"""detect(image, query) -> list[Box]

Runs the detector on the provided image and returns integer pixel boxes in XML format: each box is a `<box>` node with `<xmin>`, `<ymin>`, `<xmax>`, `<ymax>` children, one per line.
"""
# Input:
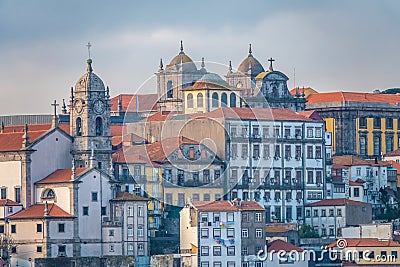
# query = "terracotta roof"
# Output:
<box><xmin>191</xmin><ymin>200</ymin><xmax>264</xmax><ymax>211</ymax></box>
<box><xmin>328</xmin><ymin>238</ymin><xmax>400</xmax><ymax>248</ymax></box>
<box><xmin>298</xmin><ymin>110</ymin><xmax>324</xmax><ymax>121</ymax></box>
<box><xmin>332</xmin><ymin>155</ymin><xmax>390</xmax><ymax>167</ymax></box>
<box><xmin>267</xmin><ymin>239</ymin><xmax>303</xmax><ymax>252</ymax></box>
<box><xmin>384</xmin><ymin>148</ymin><xmax>400</xmax><ymax>157</ymax></box>
<box><xmin>0</xmin><ymin>130</ymin><xmax>48</xmax><ymax>151</ymax></box>
<box><xmin>9</xmin><ymin>203</ymin><xmax>73</xmax><ymax>219</ymax></box>
<box><xmin>289</xmin><ymin>87</ymin><xmax>318</xmax><ymax>98</ymax></box>
<box><xmin>145</xmin><ymin>111</ymin><xmax>183</xmax><ymax>122</ymax></box>
<box><xmin>111</xmin><ymin>192</ymin><xmax>148</xmax><ymax>201</ymax></box>
<box><xmin>307</xmin><ymin>91</ymin><xmax>400</xmax><ymax>106</ymax></box>
<box><xmin>144</xmin><ymin>136</ymin><xmax>199</xmax><ymax>162</ymax></box>
<box><xmin>0</xmin><ymin>199</ymin><xmax>22</xmax><ymax>206</ymax></box>
<box><xmin>265</xmin><ymin>226</ymin><xmax>290</xmax><ymax>233</ymax></box>
<box><xmin>191</xmin><ymin>107</ymin><xmax>313</xmax><ymax>121</ymax></box>
<box><xmin>307</xmin><ymin>198</ymin><xmax>369</xmax><ymax>207</ymax></box>
<box><xmin>110</xmin><ymin>94</ymin><xmax>158</xmax><ymax>113</ymax></box>
<box><xmin>386</xmin><ymin>160</ymin><xmax>400</xmax><ymax>172</ymax></box>
<box><xmin>2</xmin><ymin>123</ymin><xmax>70</xmax><ymax>135</ymax></box>
<box><xmin>36</xmin><ymin>168</ymin><xmax>87</xmax><ymax>184</ymax></box>
<box><xmin>112</xmin><ymin>147</ymin><xmax>160</xmax><ymax>166</ymax></box>
<box><xmin>349</xmin><ymin>180</ymin><xmax>364</xmax><ymax>186</ymax></box>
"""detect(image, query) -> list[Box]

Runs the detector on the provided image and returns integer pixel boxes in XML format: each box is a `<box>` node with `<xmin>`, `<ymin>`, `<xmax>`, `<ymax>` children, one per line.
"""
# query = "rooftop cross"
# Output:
<box><xmin>51</xmin><ymin>100</ymin><xmax>59</xmax><ymax>118</ymax></box>
<box><xmin>268</xmin><ymin>57</ymin><xmax>275</xmax><ymax>71</ymax></box>
<box><xmin>86</xmin><ymin>42</ymin><xmax>92</xmax><ymax>59</ymax></box>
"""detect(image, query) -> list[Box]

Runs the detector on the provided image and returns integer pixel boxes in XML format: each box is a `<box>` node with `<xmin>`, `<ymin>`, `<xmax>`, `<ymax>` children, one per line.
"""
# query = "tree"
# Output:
<box><xmin>0</xmin><ymin>234</ymin><xmax>17</xmax><ymax>265</ymax></box>
<box><xmin>299</xmin><ymin>224</ymin><xmax>319</xmax><ymax>238</ymax></box>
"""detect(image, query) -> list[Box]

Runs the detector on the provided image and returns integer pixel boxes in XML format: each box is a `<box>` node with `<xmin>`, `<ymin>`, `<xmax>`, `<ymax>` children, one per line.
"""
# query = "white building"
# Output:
<box><xmin>180</xmin><ymin>199</ymin><xmax>265</xmax><ymax>267</ymax></box>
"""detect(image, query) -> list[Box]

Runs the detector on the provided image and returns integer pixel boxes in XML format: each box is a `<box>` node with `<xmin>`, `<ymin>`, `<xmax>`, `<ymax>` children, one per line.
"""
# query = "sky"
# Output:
<box><xmin>1</xmin><ymin>0</ymin><xmax>400</xmax><ymax>115</ymax></box>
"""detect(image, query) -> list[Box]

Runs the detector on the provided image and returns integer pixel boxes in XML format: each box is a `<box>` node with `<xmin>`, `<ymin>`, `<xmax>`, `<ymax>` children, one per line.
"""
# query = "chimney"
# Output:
<box><xmin>1</xmin><ymin>121</ymin><xmax>4</xmax><ymax>134</ymax></box>
<box><xmin>232</xmin><ymin>198</ymin><xmax>241</xmax><ymax>207</ymax></box>
<box><xmin>22</xmin><ymin>124</ymin><xmax>30</xmax><ymax>148</ymax></box>
<box><xmin>44</xmin><ymin>201</ymin><xmax>49</xmax><ymax>217</ymax></box>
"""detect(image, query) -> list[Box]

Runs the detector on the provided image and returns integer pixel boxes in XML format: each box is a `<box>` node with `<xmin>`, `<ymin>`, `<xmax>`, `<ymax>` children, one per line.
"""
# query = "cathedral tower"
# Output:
<box><xmin>70</xmin><ymin>58</ymin><xmax>112</xmax><ymax>174</ymax></box>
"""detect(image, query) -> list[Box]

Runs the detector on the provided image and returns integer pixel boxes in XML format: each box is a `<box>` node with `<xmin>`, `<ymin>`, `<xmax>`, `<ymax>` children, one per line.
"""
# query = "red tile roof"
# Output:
<box><xmin>289</xmin><ymin>87</ymin><xmax>318</xmax><ymax>98</ymax></box>
<box><xmin>111</xmin><ymin>192</ymin><xmax>148</xmax><ymax>201</ymax></box>
<box><xmin>307</xmin><ymin>91</ymin><xmax>400</xmax><ymax>106</ymax></box>
<box><xmin>267</xmin><ymin>239</ymin><xmax>303</xmax><ymax>252</ymax></box>
<box><xmin>307</xmin><ymin>198</ymin><xmax>369</xmax><ymax>207</ymax></box>
<box><xmin>145</xmin><ymin>111</ymin><xmax>183</xmax><ymax>122</ymax></box>
<box><xmin>145</xmin><ymin>136</ymin><xmax>199</xmax><ymax>162</ymax></box>
<box><xmin>384</xmin><ymin>148</ymin><xmax>400</xmax><ymax>157</ymax></box>
<box><xmin>9</xmin><ymin>203</ymin><xmax>73</xmax><ymax>219</ymax></box>
<box><xmin>0</xmin><ymin>199</ymin><xmax>22</xmax><ymax>206</ymax></box>
<box><xmin>191</xmin><ymin>107</ymin><xmax>313</xmax><ymax>121</ymax></box>
<box><xmin>112</xmin><ymin>147</ymin><xmax>159</xmax><ymax>166</ymax></box>
<box><xmin>0</xmin><ymin>130</ymin><xmax>48</xmax><ymax>151</ymax></box>
<box><xmin>328</xmin><ymin>238</ymin><xmax>400</xmax><ymax>248</ymax></box>
<box><xmin>110</xmin><ymin>94</ymin><xmax>158</xmax><ymax>113</ymax></box>
<box><xmin>349</xmin><ymin>180</ymin><xmax>364</xmax><ymax>186</ymax></box>
<box><xmin>191</xmin><ymin>200</ymin><xmax>264</xmax><ymax>211</ymax></box>
<box><xmin>333</xmin><ymin>155</ymin><xmax>390</xmax><ymax>167</ymax></box>
<box><xmin>36</xmin><ymin>168</ymin><xmax>87</xmax><ymax>184</ymax></box>
<box><xmin>298</xmin><ymin>110</ymin><xmax>324</xmax><ymax>121</ymax></box>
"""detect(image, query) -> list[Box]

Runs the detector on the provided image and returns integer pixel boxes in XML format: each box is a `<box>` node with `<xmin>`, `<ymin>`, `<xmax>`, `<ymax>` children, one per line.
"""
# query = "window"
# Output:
<box><xmin>255</xmin><ymin>228</ymin><xmax>263</xmax><ymax>238</ymax></box>
<box><xmin>0</xmin><ymin>225</ymin><xmax>4</xmax><ymax>234</ymax></box>
<box><xmin>307</xmin><ymin>171</ymin><xmax>314</xmax><ymax>184</ymax></box>
<box><xmin>138</xmin><ymin>225</ymin><xmax>144</xmax><ymax>237</ymax></box>
<box><xmin>37</xmin><ymin>246</ymin><xmax>42</xmax><ymax>253</ymax></box>
<box><xmin>58</xmin><ymin>223</ymin><xmax>65</xmax><ymax>233</ymax></box>
<box><xmin>316</xmin><ymin>171</ymin><xmax>322</xmax><ymax>185</ymax></box>
<box><xmin>95</xmin><ymin>117</ymin><xmax>103</xmax><ymax>136</ymax></box>
<box><xmin>274</xmin><ymin>145</ymin><xmax>280</xmax><ymax>157</ymax></box>
<box><xmin>127</xmin><ymin>206</ymin><xmax>134</xmax><ymax>216</ymax></box>
<box><xmin>76</xmin><ymin>117</ymin><xmax>82</xmax><ymax>136</ymax></box>
<box><xmin>7</xmin><ymin>207</ymin><xmax>12</xmax><ymax>213</ymax></box>
<box><xmin>263</xmin><ymin>144</ymin><xmax>270</xmax><ymax>158</ymax></box>
<box><xmin>167</xmin><ymin>81</ymin><xmax>173</xmax><ymax>98</ymax></box>
<box><xmin>275</xmin><ymin>192</ymin><xmax>281</xmax><ymax>201</ymax></box>
<box><xmin>329</xmin><ymin>228</ymin><xmax>334</xmax><ymax>236</ymax></box>
<box><xmin>242</xmin><ymin>229</ymin><xmax>248</xmax><ymax>238</ymax></box>
<box><xmin>1</xmin><ymin>188</ymin><xmax>6</xmax><ymax>199</ymax></box>
<box><xmin>255</xmin><ymin>212</ymin><xmax>262</xmax><ymax>222</ymax></box>
<box><xmin>359</xmin><ymin>117</ymin><xmax>367</xmax><ymax>128</ymax></box>
<box><xmin>315</xmin><ymin>128</ymin><xmax>322</xmax><ymax>138</ymax></box>
<box><xmin>242</xmin><ymin>247</ymin><xmax>248</xmax><ymax>256</ymax></box>
<box><xmin>241</xmin><ymin>144</ymin><xmax>248</xmax><ymax>159</ymax></box>
<box><xmin>231</xmin><ymin>144</ymin><xmax>237</xmax><ymax>158</ymax></box>
<box><xmin>227</xmin><ymin>212</ymin><xmax>234</xmax><ymax>222</ymax></box>
<box><xmin>313</xmin><ymin>210</ymin><xmax>318</xmax><ymax>217</ymax></box>
<box><xmin>214</xmin><ymin>262</ymin><xmax>222</xmax><ymax>267</ymax></box>
<box><xmin>128</xmin><ymin>243</ymin><xmax>134</xmax><ymax>252</ymax></box>
<box><xmin>204</xmin><ymin>193</ymin><xmax>210</xmax><ymax>201</ymax></box>
<box><xmin>263</xmin><ymin>126</ymin><xmax>270</xmax><ymax>137</ymax></box>
<box><xmin>321</xmin><ymin>209</ymin><xmax>326</xmax><ymax>217</ymax></box>
<box><xmin>83</xmin><ymin>206</ymin><xmax>89</xmax><ymax>216</ymax></box>
<box><xmin>221</xmin><ymin>93</ymin><xmax>227</xmax><ymax>106</ymax></box>
<box><xmin>306</xmin><ymin>209</ymin><xmax>311</xmax><ymax>217</ymax></box>
<box><xmin>374</xmin><ymin>117</ymin><xmax>381</xmax><ymax>129</ymax></box>
<box><xmin>187</xmin><ymin>93</ymin><xmax>194</xmax><ymax>108</ymax></box>
<box><xmin>386</xmin><ymin>136</ymin><xmax>393</xmax><ymax>153</ymax></box>
<box><xmin>285</xmin><ymin>145</ymin><xmax>291</xmax><ymax>159</ymax></box>
<box><xmin>329</xmin><ymin>209</ymin><xmax>334</xmax><ymax>216</ymax></box>
<box><xmin>128</xmin><ymin>225</ymin><xmax>133</xmax><ymax>237</ymax></box>
<box><xmin>213</xmin><ymin>246</ymin><xmax>221</xmax><ymax>256</ymax></box>
<box><xmin>15</xmin><ymin>188</ymin><xmax>20</xmax><ymax>203</ymax></box>
<box><xmin>201</xmin><ymin>246</ymin><xmax>209</xmax><ymax>256</ymax></box>
<box><xmin>337</xmin><ymin>209</ymin><xmax>342</xmax><ymax>216</ymax></box>
<box><xmin>201</xmin><ymin>263</ymin><xmax>209</xmax><ymax>267</ymax></box>
<box><xmin>227</xmin><ymin>228</ymin><xmax>235</xmax><ymax>237</ymax></box>
<box><xmin>213</xmin><ymin>228</ymin><xmax>221</xmax><ymax>238</ymax></box>
<box><xmin>197</xmin><ymin>93</ymin><xmax>203</xmax><ymax>108</ymax></box>
<box><xmin>360</xmin><ymin>136</ymin><xmax>366</xmax><ymax>155</ymax></box>
<box><xmin>354</xmin><ymin>188</ymin><xmax>360</xmax><ymax>197</ymax></box>
<box><xmin>230</xmin><ymin>93</ymin><xmax>236</xmax><ymax>108</ymax></box>
<box><xmin>91</xmin><ymin>192</ymin><xmax>98</xmax><ymax>202</ymax></box>
<box><xmin>315</xmin><ymin>146</ymin><xmax>322</xmax><ymax>158</ymax></box>
<box><xmin>201</xmin><ymin>228</ymin><xmax>208</xmax><ymax>238</ymax></box>
<box><xmin>227</xmin><ymin>247</ymin><xmax>235</xmax><ymax>256</ymax></box>
<box><xmin>192</xmin><ymin>193</ymin><xmax>200</xmax><ymax>201</ymax></box>
<box><xmin>101</xmin><ymin>206</ymin><xmax>106</xmax><ymax>216</ymax></box>
<box><xmin>374</xmin><ymin>136</ymin><xmax>381</xmax><ymax>156</ymax></box>
<box><xmin>138</xmin><ymin>206</ymin><xmax>144</xmax><ymax>216</ymax></box>
<box><xmin>109</xmin><ymin>245</ymin><xmax>115</xmax><ymax>252</ymax></box>
<box><xmin>227</xmin><ymin>263</ymin><xmax>235</xmax><ymax>267</ymax></box>
<box><xmin>212</xmin><ymin>92</ymin><xmax>219</xmax><ymax>107</ymax></box>
<box><xmin>109</xmin><ymin>230</ymin><xmax>114</xmax><ymax>236</ymax></box>
<box><xmin>307</xmin><ymin>146</ymin><xmax>313</xmax><ymax>158</ymax></box>
<box><xmin>321</xmin><ymin>228</ymin><xmax>326</xmax><ymax>236</ymax></box>
<box><xmin>286</xmin><ymin>206</ymin><xmax>292</xmax><ymax>220</ymax></box>
<box><xmin>386</xmin><ymin>118</ymin><xmax>393</xmax><ymax>129</ymax></box>
<box><xmin>213</xmin><ymin>213</ymin><xmax>220</xmax><ymax>222</ymax></box>
<box><xmin>307</xmin><ymin>128</ymin><xmax>313</xmax><ymax>138</ymax></box>
<box><xmin>138</xmin><ymin>243</ymin><xmax>144</xmax><ymax>253</ymax></box>
<box><xmin>253</xmin><ymin>144</ymin><xmax>260</xmax><ymax>159</ymax></box>
<box><xmin>392</xmin><ymin>251</ymin><xmax>398</xmax><ymax>259</ymax></box>
<box><xmin>37</xmin><ymin>224</ymin><xmax>42</xmax><ymax>233</ymax></box>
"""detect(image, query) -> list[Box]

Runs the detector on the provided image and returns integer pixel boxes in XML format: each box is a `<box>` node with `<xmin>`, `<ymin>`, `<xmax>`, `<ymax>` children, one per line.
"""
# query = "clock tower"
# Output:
<box><xmin>70</xmin><ymin>58</ymin><xmax>112</xmax><ymax>174</ymax></box>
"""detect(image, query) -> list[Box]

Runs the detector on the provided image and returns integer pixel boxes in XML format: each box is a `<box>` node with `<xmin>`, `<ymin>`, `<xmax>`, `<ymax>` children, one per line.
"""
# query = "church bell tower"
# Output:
<box><xmin>69</xmin><ymin>54</ymin><xmax>112</xmax><ymax>175</ymax></box>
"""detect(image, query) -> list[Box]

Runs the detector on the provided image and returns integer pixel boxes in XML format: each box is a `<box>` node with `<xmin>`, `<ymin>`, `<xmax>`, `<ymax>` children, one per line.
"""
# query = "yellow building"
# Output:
<box><xmin>305</xmin><ymin>91</ymin><xmax>400</xmax><ymax>158</ymax></box>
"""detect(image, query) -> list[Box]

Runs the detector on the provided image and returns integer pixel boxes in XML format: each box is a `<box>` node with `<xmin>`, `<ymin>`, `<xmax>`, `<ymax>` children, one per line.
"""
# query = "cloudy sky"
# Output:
<box><xmin>1</xmin><ymin>0</ymin><xmax>400</xmax><ymax>115</ymax></box>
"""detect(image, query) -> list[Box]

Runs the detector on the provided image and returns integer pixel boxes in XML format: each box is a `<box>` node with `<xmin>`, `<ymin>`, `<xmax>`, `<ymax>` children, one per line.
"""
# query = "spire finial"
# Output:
<box><xmin>201</xmin><ymin>57</ymin><xmax>205</xmax><ymax>68</ymax></box>
<box><xmin>106</xmin><ymin>86</ymin><xmax>110</xmax><ymax>98</ymax></box>
<box><xmin>44</xmin><ymin>201</ymin><xmax>49</xmax><ymax>217</ymax></box>
<box><xmin>22</xmin><ymin>124</ymin><xmax>29</xmax><ymax>148</ymax></box>
<box><xmin>268</xmin><ymin>57</ymin><xmax>275</xmax><ymax>71</ymax></box>
<box><xmin>86</xmin><ymin>42</ymin><xmax>92</xmax><ymax>59</ymax></box>
<box><xmin>159</xmin><ymin>58</ymin><xmax>164</xmax><ymax>70</ymax></box>
<box><xmin>249</xmin><ymin>43</ymin><xmax>252</xmax><ymax>55</ymax></box>
<box><xmin>180</xmin><ymin>40</ymin><xmax>184</xmax><ymax>53</ymax></box>
<box><xmin>1</xmin><ymin>121</ymin><xmax>4</xmax><ymax>134</ymax></box>
<box><xmin>228</xmin><ymin>60</ymin><xmax>233</xmax><ymax>73</ymax></box>
<box><xmin>62</xmin><ymin>99</ymin><xmax>67</xmax><ymax>114</ymax></box>
<box><xmin>70</xmin><ymin>87</ymin><xmax>74</xmax><ymax>101</ymax></box>
<box><xmin>118</xmin><ymin>95</ymin><xmax>122</xmax><ymax>112</ymax></box>
<box><xmin>51</xmin><ymin>100</ymin><xmax>59</xmax><ymax>128</ymax></box>
<box><xmin>86</xmin><ymin>58</ymin><xmax>93</xmax><ymax>72</ymax></box>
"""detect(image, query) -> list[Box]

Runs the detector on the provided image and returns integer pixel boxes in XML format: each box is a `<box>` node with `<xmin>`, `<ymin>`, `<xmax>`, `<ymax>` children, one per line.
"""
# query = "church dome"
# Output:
<box><xmin>192</xmin><ymin>73</ymin><xmax>229</xmax><ymax>89</ymax></box>
<box><xmin>75</xmin><ymin>59</ymin><xmax>105</xmax><ymax>92</ymax></box>
<box><xmin>237</xmin><ymin>44</ymin><xmax>264</xmax><ymax>76</ymax></box>
<box><xmin>166</xmin><ymin>41</ymin><xmax>198</xmax><ymax>73</ymax></box>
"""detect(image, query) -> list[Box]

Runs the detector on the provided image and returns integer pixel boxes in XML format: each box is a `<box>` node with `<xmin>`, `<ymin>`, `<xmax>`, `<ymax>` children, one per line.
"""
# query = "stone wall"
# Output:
<box><xmin>35</xmin><ymin>256</ymin><xmax>135</xmax><ymax>267</ymax></box>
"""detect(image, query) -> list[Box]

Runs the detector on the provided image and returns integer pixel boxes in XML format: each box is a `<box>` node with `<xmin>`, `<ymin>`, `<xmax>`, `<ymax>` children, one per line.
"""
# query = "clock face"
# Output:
<box><xmin>93</xmin><ymin>99</ymin><xmax>105</xmax><ymax>114</ymax></box>
<box><xmin>236</xmin><ymin>81</ymin><xmax>242</xmax><ymax>88</ymax></box>
<box><xmin>74</xmin><ymin>99</ymin><xmax>84</xmax><ymax>114</ymax></box>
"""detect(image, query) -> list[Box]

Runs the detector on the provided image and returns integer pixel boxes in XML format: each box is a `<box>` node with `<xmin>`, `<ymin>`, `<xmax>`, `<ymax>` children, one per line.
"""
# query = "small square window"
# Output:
<box><xmin>101</xmin><ymin>206</ymin><xmax>107</xmax><ymax>216</ymax></box>
<box><xmin>83</xmin><ymin>206</ymin><xmax>89</xmax><ymax>216</ymax></box>
<box><xmin>58</xmin><ymin>223</ymin><xmax>65</xmax><ymax>233</ymax></box>
<box><xmin>37</xmin><ymin>246</ymin><xmax>42</xmax><ymax>253</ymax></box>
<box><xmin>37</xmin><ymin>224</ymin><xmax>42</xmax><ymax>233</ymax></box>
<box><xmin>11</xmin><ymin>225</ymin><xmax>16</xmax><ymax>233</ymax></box>
<box><xmin>109</xmin><ymin>230</ymin><xmax>114</xmax><ymax>236</ymax></box>
<box><xmin>91</xmin><ymin>192</ymin><xmax>98</xmax><ymax>202</ymax></box>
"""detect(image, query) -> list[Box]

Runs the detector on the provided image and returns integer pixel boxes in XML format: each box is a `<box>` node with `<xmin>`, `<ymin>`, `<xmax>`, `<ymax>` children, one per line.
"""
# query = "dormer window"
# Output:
<box><xmin>42</xmin><ymin>189</ymin><xmax>56</xmax><ymax>200</ymax></box>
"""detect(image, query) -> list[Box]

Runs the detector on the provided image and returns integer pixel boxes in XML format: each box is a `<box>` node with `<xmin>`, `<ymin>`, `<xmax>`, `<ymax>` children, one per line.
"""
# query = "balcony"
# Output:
<box><xmin>118</xmin><ymin>174</ymin><xmax>147</xmax><ymax>184</ymax></box>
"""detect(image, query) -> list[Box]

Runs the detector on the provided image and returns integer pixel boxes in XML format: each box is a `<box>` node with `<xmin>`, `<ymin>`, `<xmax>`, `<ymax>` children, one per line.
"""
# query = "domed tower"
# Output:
<box><xmin>226</xmin><ymin>44</ymin><xmax>265</xmax><ymax>98</ymax></box>
<box><xmin>156</xmin><ymin>41</ymin><xmax>204</xmax><ymax>112</ymax></box>
<box><xmin>69</xmin><ymin>57</ymin><xmax>112</xmax><ymax>174</ymax></box>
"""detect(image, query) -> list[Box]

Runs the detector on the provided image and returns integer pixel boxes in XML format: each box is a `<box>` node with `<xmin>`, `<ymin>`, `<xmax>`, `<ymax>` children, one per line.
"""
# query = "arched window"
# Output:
<box><xmin>76</xmin><ymin>117</ymin><xmax>82</xmax><ymax>136</ymax></box>
<box><xmin>167</xmin><ymin>81</ymin><xmax>173</xmax><ymax>98</ymax></box>
<box><xmin>230</xmin><ymin>93</ymin><xmax>237</xmax><ymax>108</ymax></box>
<box><xmin>221</xmin><ymin>93</ymin><xmax>228</xmax><ymax>106</ymax></box>
<box><xmin>42</xmin><ymin>188</ymin><xmax>56</xmax><ymax>199</ymax></box>
<box><xmin>197</xmin><ymin>93</ymin><xmax>203</xmax><ymax>108</ymax></box>
<box><xmin>212</xmin><ymin>92</ymin><xmax>219</xmax><ymax>108</ymax></box>
<box><xmin>95</xmin><ymin>117</ymin><xmax>103</xmax><ymax>136</ymax></box>
<box><xmin>187</xmin><ymin>93</ymin><xmax>194</xmax><ymax>108</ymax></box>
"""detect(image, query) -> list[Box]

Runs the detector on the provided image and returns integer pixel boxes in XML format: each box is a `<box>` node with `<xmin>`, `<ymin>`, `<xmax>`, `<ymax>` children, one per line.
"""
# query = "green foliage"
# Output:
<box><xmin>299</xmin><ymin>224</ymin><xmax>319</xmax><ymax>238</ymax></box>
<box><xmin>382</xmin><ymin>88</ymin><xmax>400</xmax><ymax>94</ymax></box>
